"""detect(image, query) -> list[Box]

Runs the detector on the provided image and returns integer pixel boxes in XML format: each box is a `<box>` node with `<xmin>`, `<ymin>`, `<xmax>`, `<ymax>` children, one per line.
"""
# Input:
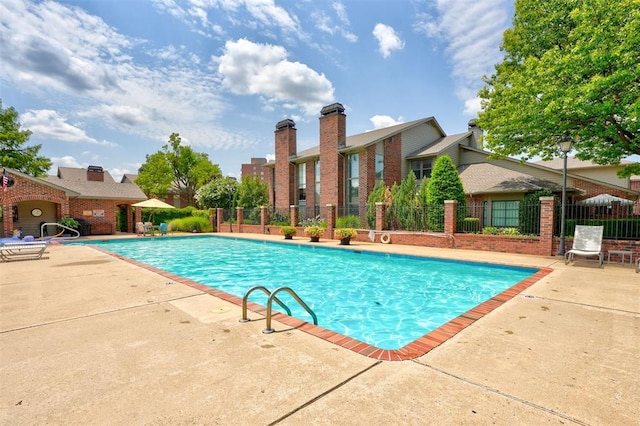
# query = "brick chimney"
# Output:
<box><xmin>468</xmin><ymin>119</ymin><xmax>484</xmax><ymax>150</ymax></box>
<box><xmin>87</xmin><ymin>165</ymin><xmax>104</xmax><ymax>182</ymax></box>
<box><xmin>319</xmin><ymin>103</ymin><xmax>346</xmax><ymax>208</ymax></box>
<box><xmin>274</xmin><ymin>119</ymin><xmax>297</xmax><ymax>211</ymax></box>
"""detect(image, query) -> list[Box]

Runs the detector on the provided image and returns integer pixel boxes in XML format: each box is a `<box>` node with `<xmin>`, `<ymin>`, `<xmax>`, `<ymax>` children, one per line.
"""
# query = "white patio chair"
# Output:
<box><xmin>564</xmin><ymin>225</ymin><xmax>604</xmax><ymax>268</ymax></box>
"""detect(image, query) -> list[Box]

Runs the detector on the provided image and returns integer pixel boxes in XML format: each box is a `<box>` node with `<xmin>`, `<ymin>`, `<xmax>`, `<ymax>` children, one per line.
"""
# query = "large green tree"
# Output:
<box><xmin>194</xmin><ymin>176</ymin><xmax>238</xmax><ymax>209</ymax></box>
<box><xmin>426</xmin><ymin>156</ymin><xmax>466</xmax><ymax>231</ymax></box>
<box><xmin>137</xmin><ymin>133</ymin><xmax>222</xmax><ymax>205</ymax></box>
<box><xmin>0</xmin><ymin>100</ymin><xmax>52</xmax><ymax>176</ymax></box>
<box><xmin>236</xmin><ymin>175</ymin><xmax>268</xmax><ymax>208</ymax></box>
<box><xmin>477</xmin><ymin>0</ymin><xmax>640</xmax><ymax>177</ymax></box>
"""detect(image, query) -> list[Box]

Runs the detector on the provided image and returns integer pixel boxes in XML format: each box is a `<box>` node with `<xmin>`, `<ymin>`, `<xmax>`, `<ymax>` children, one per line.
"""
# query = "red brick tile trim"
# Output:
<box><xmin>90</xmin><ymin>245</ymin><xmax>552</xmax><ymax>361</ymax></box>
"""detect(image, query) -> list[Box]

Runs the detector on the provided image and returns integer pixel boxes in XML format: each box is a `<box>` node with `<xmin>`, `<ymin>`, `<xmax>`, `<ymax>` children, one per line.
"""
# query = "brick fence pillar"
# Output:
<box><xmin>290</xmin><ymin>205</ymin><xmax>299</xmax><ymax>227</ymax></box>
<box><xmin>236</xmin><ymin>207</ymin><xmax>244</xmax><ymax>233</ymax></box>
<box><xmin>326</xmin><ymin>204</ymin><xmax>336</xmax><ymax>238</ymax></box>
<box><xmin>216</xmin><ymin>208</ymin><xmax>224</xmax><ymax>232</ymax></box>
<box><xmin>539</xmin><ymin>196</ymin><xmax>555</xmax><ymax>256</ymax></box>
<box><xmin>444</xmin><ymin>200</ymin><xmax>457</xmax><ymax>235</ymax></box>
<box><xmin>375</xmin><ymin>202</ymin><xmax>386</xmax><ymax>231</ymax></box>
<box><xmin>260</xmin><ymin>206</ymin><xmax>268</xmax><ymax>234</ymax></box>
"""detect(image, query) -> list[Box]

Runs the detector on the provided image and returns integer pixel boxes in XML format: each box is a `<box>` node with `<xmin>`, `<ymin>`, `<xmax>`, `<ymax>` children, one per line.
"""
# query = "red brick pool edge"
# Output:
<box><xmin>94</xmin><ymin>246</ymin><xmax>552</xmax><ymax>361</ymax></box>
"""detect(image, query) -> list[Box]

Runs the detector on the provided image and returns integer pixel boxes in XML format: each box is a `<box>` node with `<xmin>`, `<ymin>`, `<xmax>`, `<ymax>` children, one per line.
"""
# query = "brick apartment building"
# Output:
<box><xmin>265</xmin><ymin>102</ymin><xmax>638</xmax><ymax>226</ymax></box>
<box><xmin>241</xmin><ymin>158</ymin><xmax>269</xmax><ymax>182</ymax></box>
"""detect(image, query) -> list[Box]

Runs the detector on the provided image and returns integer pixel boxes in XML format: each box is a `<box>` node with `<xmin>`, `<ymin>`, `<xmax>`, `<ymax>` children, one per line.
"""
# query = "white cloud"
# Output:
<box><xmin>414</xmin><ymin>0</ymin><xmax>510</xmax><ymax>117</ymax></box>
<box><xmin>21</xmin><ymin>110</ymin><xmax>115</xmax><ymax>146</ymax></box>
<box><xmin>49</xmin><ymin>155</ymin><xmax>83</xmax><ymax>174</ymax></box>
<box><xmin>369</xmin><ymin>115</ymin><xmax>404</xmax><ymax>130</ymax></box>
<box><xmin>216</xmin><ymin>38</ymin><xmax>335</xmax><ymax>115</ymax></box>
<box><xmin>0</xmin><ymin>0</ymin><xmax>252</xmax><ymax>152</ymax></box>
<box><xmin>372</xmin><ymin>23</ymin><xmax>404</xmax><ymax>58</ymax></box>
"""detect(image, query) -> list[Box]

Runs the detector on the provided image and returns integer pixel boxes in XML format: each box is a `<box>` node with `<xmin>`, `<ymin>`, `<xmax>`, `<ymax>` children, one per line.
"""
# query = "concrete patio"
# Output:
<box><xmin>1</xmin><ymin>234</ymin><xmax>638</xmax><ymax>425</ymax></box>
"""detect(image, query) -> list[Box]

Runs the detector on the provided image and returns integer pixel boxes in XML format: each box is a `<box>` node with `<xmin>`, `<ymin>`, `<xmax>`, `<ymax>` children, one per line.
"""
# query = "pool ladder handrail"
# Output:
<box><xmin>239</xmin><ymin>285</ymin><xmax>292</xmax><ymax>323</ymax></box>
<box><xmin>263</xmin><ymin>286</ymin><xmax>317</xmax><ymax>334</ymax></box>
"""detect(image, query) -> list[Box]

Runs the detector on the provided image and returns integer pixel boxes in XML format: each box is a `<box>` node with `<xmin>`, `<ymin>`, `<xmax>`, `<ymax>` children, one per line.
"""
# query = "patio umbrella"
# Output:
<box><xmin>132</xmin><ymin>198</ymin><xmax>175</xmax><ymax>223</ymax></box>
<box><xmin>578</xmin><ymin>193</ymin><xmax>634</xmax><ymax>205</ymax></box>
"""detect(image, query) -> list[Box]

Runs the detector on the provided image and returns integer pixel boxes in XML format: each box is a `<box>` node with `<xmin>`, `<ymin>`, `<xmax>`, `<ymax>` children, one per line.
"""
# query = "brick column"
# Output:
<box><xmin>216</xmin><ymin>208</ymin><xmax>224</xmax><ymax>232</ymax></box>
<box><xmin>260</xmin><ymin>206</ymin><xmax>268</xmax><ymax>234</ymax></box>
<box><xmin>236</xmin><ymin>207</ymin><xmax>244</xmax><ymax>233</ymax></box>
<box><xmin>290</xmin><ymin>205</ymin><xmax>299</xmax><ymax>227</ymax></box>
<box><xmin>539</xmin><ymin>196</ymin><xmax>555</xmax><ymax>256</ymax></box>
<box><xmin>444</xmin><ymin>200</ymin><xmax>457</xmax><ymax>235</ymax></box>
<box><xmin>209</xmin><ymin>208</ymin><xmax>216</xmax><ymax>232</ymax></box>
<box><xmin>326</xmin><ymin>204</ymin><xmax>336</xmax><ymax>238</ymax></box>
<box><xmin>375</xmin><ymin>202</ymin><xmax>386</xmax><ymax>231</ymax></box>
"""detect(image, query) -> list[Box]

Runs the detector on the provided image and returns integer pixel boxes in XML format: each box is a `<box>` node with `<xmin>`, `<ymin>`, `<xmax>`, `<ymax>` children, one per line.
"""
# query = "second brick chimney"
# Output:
<box><xmin>319</xmin><ymin>103</ymin><xmax>346</xmax><ymax>208</ymax></box>
<box><xmin>274</xmin><ymin>119</ymin><xmax>297</xmax><ymax>211</ymax></box>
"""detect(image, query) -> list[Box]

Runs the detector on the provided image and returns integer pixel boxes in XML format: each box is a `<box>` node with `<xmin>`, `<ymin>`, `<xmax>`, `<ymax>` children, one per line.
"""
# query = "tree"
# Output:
<box><xmin>137</xmin><ymin>133</ymin><xmax>222</xmax><ymax>205</ymax></box>
<box><xmin>477</xmin><ymin>0</ymin><xmax>640</xmax><ymax>177</ymax></box>
<box><xmin>0</xmin><ymin>100</ymin><xmax>52</xmax><ymax>176</ymax></box>
<box><xmin>426</xmin><ymin>156</ymin><xmax>466</xmax><ymax>231</ymax></box>
<box><xmin>194</xmin><ymin>176</ymin><xmax>238</xmax><ymax>209</ymax></box>
<box><xmin>236</xmin><ymin>175</ymin><xmax>268</xmax><ymax>208</ymax></box>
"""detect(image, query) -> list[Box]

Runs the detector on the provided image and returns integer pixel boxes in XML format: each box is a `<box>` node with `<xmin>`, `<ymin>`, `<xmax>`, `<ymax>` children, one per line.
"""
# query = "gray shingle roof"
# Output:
<box><xmin>459</xmin><ymin>163</ymin><xmax>563</xmax><ymax>194</ymax></box>
<box><xmin>406</xmin><ymin>133</ymin><xmax>470</xmax><ymax>158</ymax></box>
<box><xmin>292</xmin><ymin>116</ymin><xmax>444</xmax><ymax>162</ymax></box>
<box><xmin>43</xmin><ymin>167</ymin><xmax>147</xmax><ymax>200</ymax></box>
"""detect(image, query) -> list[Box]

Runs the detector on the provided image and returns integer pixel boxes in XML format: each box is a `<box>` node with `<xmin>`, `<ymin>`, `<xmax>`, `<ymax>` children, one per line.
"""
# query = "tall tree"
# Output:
<box><xmin>236</xmin><ymin>175</ymin><xmax>268</xmax><ymax>208</ymax></box>
<box><xmin>137</xmin><ymin>133</ymin><xmax>222</xmax><ymax>205</ymax></box>
<box><xmin>0</xmin><ymin>100</ymin><xmax>52</xmax><ymax>176</ymax></box>
<box><xmin>426</xmin><ymin>156</ymin><xmax>466</xmax><ymax>231</ymax></box>
<box><xmin>477</xmin><ymin>0</ymin><xmax>640</xmax><ymax>177</ymax></box>
<box><xmin>194</xmin><ymin>176</ymin><xmax>238</xmax><ymax>209</ymax></box>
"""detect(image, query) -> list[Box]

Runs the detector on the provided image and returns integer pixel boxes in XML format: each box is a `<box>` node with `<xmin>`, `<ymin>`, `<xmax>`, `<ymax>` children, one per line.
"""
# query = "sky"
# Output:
<box><xmin>1</xmin><ymin>0</ymin><xmax>516</xmax><ymax>181</ymax></box>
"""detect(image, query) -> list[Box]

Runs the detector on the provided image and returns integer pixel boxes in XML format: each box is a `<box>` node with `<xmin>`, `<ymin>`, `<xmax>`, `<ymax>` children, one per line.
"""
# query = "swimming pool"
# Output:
<box><xmin>77</xmin><ymin>236</ymin><xmax>539</xmax><ymax>350</ymax></box>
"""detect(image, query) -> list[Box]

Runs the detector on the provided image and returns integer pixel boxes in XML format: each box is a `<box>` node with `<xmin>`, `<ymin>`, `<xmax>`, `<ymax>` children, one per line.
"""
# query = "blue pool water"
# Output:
<box><xmin>76</xmin><ymin>236</ymin><xmax>537</xmax><ymax>349</ymax></box>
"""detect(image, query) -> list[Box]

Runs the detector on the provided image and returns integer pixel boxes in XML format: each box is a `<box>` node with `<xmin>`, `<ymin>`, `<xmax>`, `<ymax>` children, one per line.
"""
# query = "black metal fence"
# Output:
<box><xmin>556</xmin><ymin>202</ymin><xmax>639</xmax><ymax>240</ymax></box>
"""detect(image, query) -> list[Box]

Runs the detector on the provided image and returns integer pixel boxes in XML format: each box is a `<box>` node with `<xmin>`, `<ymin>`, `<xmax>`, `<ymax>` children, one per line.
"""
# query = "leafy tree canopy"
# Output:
<box><xmin>426</xmin><ymin>156</ymin><xmax>466</xmax><ymax>206</ymax></box>
<box><xmin>194</xmin><ymin>176</ymin><xmax>238</xmax><ymax>209</ymax></box>
<box><xmin>236</xmin><ymin>175</ymin><xmax>268</xmax><ymax>208</ymax></box>
<box><xmin>477</xmin><ymin>0</ymin><xmax>640</xmax><ymax>177</ymax></box>
<box><xmin>0</xmin><ymin>100</ymin><xmax>52</xmax><ymax>176</ymax></box>
<box><xmin>137</xmin><ymin>133</ymin><xmax>222</xmax><ymax>204</ymax></box>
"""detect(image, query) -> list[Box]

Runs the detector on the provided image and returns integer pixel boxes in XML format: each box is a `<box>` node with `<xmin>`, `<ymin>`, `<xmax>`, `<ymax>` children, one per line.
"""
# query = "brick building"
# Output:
<box><xmin>241</xmin><ymin>158</ymin><xmax>269</xmax><ymax>182</ymax></box>
<box><xmin>1</xmin><ymin>166</ymin><xmax>146</xmax><ymax>238</ymax></box>
<box><xmin>266</xmin><ymin>102</ymin><xmax>638</xmax><ymax>227</ymax></box>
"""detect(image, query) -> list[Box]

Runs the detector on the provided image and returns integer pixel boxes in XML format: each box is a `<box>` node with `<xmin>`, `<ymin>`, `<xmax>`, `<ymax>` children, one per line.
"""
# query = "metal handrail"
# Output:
<box><xmin>239</xmin><ymin>285</ymin><xmax>291</xmax><ymax>323</ymax></box>
<box><xmin>40</xmin><ymin>222</ymin><xmax>80</xmax><ymax>240</ymax></box>
<box><xmin>263</xmin><ymin>286</ymin><xmax>317</xmax><ymax>334</ymax></box>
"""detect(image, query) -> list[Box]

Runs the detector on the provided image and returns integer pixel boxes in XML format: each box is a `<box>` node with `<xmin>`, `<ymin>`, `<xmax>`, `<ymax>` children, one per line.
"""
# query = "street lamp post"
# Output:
<box><xmin>557</xmin><ymin>135</ymin><xmax>573</xmax><ymax>257</ymax></box>
<box><xmin>227</xmin><ymin>183</ymin><xmax>234</xmax><ymax>233</ymax></box>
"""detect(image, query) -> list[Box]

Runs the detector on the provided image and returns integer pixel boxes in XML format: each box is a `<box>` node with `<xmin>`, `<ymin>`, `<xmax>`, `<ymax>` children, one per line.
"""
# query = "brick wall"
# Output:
<box><xmin>1</xmin><ymin>174</ymin><xmax>69</xmax><ymax>237</ymax></box>
<box><xmin>319</xmin><ymin>104</ymin><xmax>346</xmax><ymax>207</ymax></box>
<box><xmin>384</xmin><ymin>134</ymin><xmax>402</xmax><ymax>186</ymax></box>
<box><xmin>274</xmin><ymin>120</ymin><xmax>297</xmax><ymax>211</ymax></box>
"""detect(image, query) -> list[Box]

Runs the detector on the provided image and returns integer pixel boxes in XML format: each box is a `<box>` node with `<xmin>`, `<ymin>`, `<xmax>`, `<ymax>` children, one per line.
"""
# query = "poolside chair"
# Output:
<box><xmin>564</xmin><ymin>225</ymin><xmax>604</xmax><ymax>268</ymax></box>
<box><xmin>0</xmin><ymin>241</ymin><xmax>47</xmax><ymax>262</ymax></box>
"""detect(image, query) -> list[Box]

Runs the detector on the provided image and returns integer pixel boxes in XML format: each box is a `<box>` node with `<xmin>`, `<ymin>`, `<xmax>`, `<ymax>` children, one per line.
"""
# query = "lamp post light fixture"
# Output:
<box><xmin>227</xmin><ymin>183</ymin><xmax>234</xmax><ymax>233</ymax></box>
<box><xmin>557</xmin><ymin>135</ymin><xmax>573</xmax><ymax>257</ymax></box>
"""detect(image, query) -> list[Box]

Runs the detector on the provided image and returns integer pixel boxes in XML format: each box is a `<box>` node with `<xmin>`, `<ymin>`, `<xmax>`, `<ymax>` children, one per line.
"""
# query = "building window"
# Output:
<box><xmin>411</xmin><ymin>159</ymin><xmax>432</xmax><ymax>179</ymax></box>
<box><xmin>314</xmin><ymin>160</ymin><xmax>320</xmax><ymax>206</ymax></box>
<box><xmin>490</xmin><ymin>201</ymin><xmax>520</xmax><ymax>227</ymax></box>
<box><xmin>298</xmin><ymin>163</ymin><xmax>306</xmax><ymax>206</ymax></box>
<box><xmin>347</xmin><ymin>153</ymin><xmax>359</xmax><ymax>207</ymax></box>
<box><xmin>375</xmin><ymin>143</ymin><xmax>384</xmax><ymax>182</ymax></box>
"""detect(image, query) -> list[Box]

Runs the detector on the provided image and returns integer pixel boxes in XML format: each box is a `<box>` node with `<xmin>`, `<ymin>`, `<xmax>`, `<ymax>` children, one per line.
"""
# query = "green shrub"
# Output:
<box><xmin>167</xmin><ymin>216</ymin><xmax>212</xmax><ymax>233</ymax></box>
<box><xmin>500</xmin><ymin>227</ymin><xmax>521</xmax><ymax>236</ymax></box>
<box><xmin>336</xmin><ymin>215</ymin><xmax>361</xmax><ymax>228</ymax></box>
<box><xmin>482</xmin><ymin>226</ymin><xmax>500</xmax><ymax>235</ymax></box>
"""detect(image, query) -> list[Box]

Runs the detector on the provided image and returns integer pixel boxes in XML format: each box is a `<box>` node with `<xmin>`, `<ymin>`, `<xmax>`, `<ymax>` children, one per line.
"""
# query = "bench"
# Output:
<box><xmin>0</xmin><ymin>242</ymin><xmax>48</xmax><ymax>262</ymax></box>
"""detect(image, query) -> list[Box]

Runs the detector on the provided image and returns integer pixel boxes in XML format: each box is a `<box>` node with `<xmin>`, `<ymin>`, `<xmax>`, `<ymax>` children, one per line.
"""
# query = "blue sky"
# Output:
<box><xmin>1</xmin><ymin>0</ymin><xmax>515</xmax><ymax>180</ymax></box>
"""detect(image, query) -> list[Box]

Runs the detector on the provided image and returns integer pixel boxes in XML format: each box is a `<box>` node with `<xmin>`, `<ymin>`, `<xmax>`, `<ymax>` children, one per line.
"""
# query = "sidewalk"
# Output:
<box><xmin>1</xmin><ymin>234</ymin><xmax>638</xmax><ymax>425</ymax></box>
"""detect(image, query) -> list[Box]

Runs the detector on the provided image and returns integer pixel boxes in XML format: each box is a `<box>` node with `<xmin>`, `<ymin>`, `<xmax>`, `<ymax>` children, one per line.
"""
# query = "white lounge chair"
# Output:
<box><xmin>0</xmin><ymin>241</ymin><xmax>47</xmax><ymax>262</ymax></box>
<box><xmin>564</xmin><ymin>225</ymin><xmax>604</xmax><ymax>268</ymax></box>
